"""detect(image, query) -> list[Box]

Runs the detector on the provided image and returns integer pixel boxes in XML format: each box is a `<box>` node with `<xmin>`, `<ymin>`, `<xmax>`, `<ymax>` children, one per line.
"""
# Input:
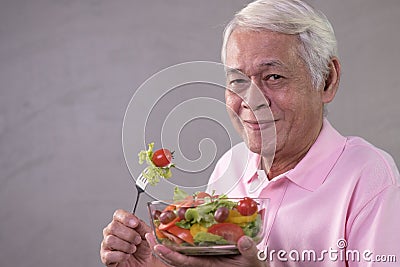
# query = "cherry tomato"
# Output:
<box><xmin>152</xmin><ymin>149</ymin><xmax>173</xmax><ymax>167</ymax></box>
<box><xmin>237</xmin><ymin>197</ymin><xmax>258</xmax><ymax>216</ymax></box>
<box><xmin>208</xmin><ymin>223</ymin><xmax>244</xmax><ymax>243</ymax></box>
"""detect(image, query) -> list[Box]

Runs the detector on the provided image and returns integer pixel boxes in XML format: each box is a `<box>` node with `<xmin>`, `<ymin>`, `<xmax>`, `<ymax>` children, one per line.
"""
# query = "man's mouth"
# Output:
<box><xmin>243</xmin><ymin>120</ymin><xmax>276</xmax><ymax>130</ymax></box>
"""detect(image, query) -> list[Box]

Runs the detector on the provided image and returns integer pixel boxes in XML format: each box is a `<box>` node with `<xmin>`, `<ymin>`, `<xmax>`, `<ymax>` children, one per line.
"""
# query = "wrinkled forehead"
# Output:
<box><xmin>225</xmin><ymin>29</ymin><xmax>304</xmax><ymax>74</ymax></box>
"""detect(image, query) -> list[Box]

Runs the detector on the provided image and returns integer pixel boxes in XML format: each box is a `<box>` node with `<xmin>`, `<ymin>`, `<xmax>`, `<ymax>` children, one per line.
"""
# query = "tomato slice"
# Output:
<box><xmin>180</xmin><ymin>195</ymin><xmax>195</xmax><ymax>208</ymax></box>
<box><xmin>163</xmin><ymin>195</ymin><xmax>194</xmax><ymax>214</ymax></box>
<box><xmin>158</xmin><ymin>216</ymin><xmax>181</xmax><ymax>231</ymax></box>
<box><xmin>195</xmin><ymin>192</ymin><xmax>211</xmax><ymax>205</ymax></box>
<box><xmin>196</xmin><ymin>192</ymin><xmax>211</xmax><ymax>199</ymax></box>
<box><xmin>208</xmin><ymin>223</ymin><xmax>244</xmax><ymax>243</ymax></box>
<box><xmin>167</xmin><ymin>225</ymin><xmax>194</xmax><ymax>245</ymax></box>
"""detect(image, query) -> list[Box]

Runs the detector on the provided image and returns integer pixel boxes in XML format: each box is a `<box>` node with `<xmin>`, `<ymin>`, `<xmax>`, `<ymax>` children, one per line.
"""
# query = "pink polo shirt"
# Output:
<box><xmin>207</xmin><ymin>119</ymin><xmax>400</xmax><ymax>266</ymax></box>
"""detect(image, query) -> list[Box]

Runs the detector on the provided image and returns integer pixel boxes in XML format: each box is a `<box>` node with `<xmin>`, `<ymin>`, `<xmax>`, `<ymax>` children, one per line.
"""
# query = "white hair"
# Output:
<box><xmin>222</xmin><ymin>0</ymin><xmax>338</xmax><ymax>89</ymax></box>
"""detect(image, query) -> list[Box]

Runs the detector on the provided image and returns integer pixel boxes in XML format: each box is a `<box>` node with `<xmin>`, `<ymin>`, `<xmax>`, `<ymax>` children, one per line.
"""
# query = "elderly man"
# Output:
<box><xmin>100</xmin><ymin>0</ymin><xmax>400</xmax><ymax>266</ymax></box>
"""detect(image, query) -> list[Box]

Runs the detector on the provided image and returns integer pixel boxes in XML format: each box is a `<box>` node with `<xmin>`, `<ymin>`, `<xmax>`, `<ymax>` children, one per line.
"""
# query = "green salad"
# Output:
<box><xmin>150</xmin><ymin>187</ymin><xmax>263</xmax><ymax>246</ymax></box>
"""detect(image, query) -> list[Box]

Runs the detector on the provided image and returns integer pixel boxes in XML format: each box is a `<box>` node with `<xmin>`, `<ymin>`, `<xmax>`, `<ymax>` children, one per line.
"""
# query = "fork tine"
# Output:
<box><xmin>139</xmin><ymin>174</ymin><xmax>148</xmax><ymax>183</ymax></box>
<box><xmin>132</xmin><ymin>172</ymin><xmax>149</xmax><ymax>213</ymax></box>
<box><xmin>137</xmin><ymin>173</ymin><xmax>149</xmax><ymax>189</ymax></box>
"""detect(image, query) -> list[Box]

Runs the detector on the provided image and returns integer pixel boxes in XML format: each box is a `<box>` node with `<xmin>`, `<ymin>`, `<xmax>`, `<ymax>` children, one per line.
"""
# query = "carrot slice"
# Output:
<box><xmin>164</xmin><ymin>204</ymin><xmax>177</xmax><ymax>211</ymax></box>
<box><xmin>156</xmin><ymin>228</ymin><xmax>167</xmax><ymax>239</ymax></box>
<box><xmin>158</xmin><ymin>217</ymin><xmax>181</xmax><ymax>231</ymax></box>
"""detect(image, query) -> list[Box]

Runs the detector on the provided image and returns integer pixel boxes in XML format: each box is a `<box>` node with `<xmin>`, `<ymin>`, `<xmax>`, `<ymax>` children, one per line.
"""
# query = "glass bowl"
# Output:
<box><xmin>147</xmin><ymin>197</ymin><xmax>269</xmax><ymax>255</ymax></box>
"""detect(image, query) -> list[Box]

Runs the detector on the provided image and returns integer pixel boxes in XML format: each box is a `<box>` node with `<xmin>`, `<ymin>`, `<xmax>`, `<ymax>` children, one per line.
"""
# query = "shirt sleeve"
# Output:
<box><xmin>347</xmin><ymin>184</ymin><xmax>400</xmax><ymax>266</ymax></box>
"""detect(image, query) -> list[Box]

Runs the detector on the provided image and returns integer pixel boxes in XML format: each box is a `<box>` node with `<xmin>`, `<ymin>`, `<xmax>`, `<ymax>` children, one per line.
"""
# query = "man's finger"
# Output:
<box><xmin>237</xmin><ymin>236</ymin><xmax>262</xmax><ymax>265</ymax></box>
<box><xmin>154</xmin><ymin>244</ymin><xmax>190</xmax><ymax>266</ymax></box>
<box><xmin>113</xmin><ymin>209</ymin><xmax>139</xmax><ymax>228</ymax></box>
<box><xmin>100</xmin><ymin>250</ymin><xmax>130</xmax><ymax>266</ymax></box>
<box><xmin>145</xmin><ymin>232</ymin><xmax>157</xmax><ymax>248</ymax></box>
<box><xmin>147</xmin><ymin>233</ymin><xmax>191</xmax><ymax>266</ymax></box>
<box><xmin>103</xmin><ymin>234</ymin><xmax>137</xmax><ymax>254</ymax></box>
<box><xmin>105</xmin><ymin>220</ymin><xmax>142</xmax><ymax>244</ymax></box>
<box><xmin>133</xmin><ymin>218</ymin><xmax>151</xmax><ymax>238</ymax></box>
<box><xmin>112</xmin><ymin>209</ymin><xmax>151</xmax><ymax>239</ymax></box>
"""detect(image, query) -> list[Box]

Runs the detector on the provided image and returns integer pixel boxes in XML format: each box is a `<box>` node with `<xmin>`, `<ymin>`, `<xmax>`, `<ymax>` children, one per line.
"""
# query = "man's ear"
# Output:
<box><xmin>322</xmin><ymin>57</ymin><xmax>341</xmax><ymax>104</ymax></box>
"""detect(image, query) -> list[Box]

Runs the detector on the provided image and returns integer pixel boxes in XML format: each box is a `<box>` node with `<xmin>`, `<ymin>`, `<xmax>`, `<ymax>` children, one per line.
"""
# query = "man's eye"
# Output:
<box><xmin>264</xmin><ymin>74</ymin><xmax>282</xmax><ymax>81</ymax></box>
<box><xmin>230</xmin><ymin>79</ymin><xmax>248</xmax><ymax>85</ymax></box>
<box><xmin>227</xmin><ymin>78</ymin><xmax>251</xmax><ymax>93</ymax></box>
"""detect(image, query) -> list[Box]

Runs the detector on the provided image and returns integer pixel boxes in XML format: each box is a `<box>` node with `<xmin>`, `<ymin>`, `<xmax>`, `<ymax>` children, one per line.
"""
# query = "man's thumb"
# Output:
<box><xmin>237</xmin><ymin>235</ymin><xmax>259</xmax><ymax>259</ymax></box>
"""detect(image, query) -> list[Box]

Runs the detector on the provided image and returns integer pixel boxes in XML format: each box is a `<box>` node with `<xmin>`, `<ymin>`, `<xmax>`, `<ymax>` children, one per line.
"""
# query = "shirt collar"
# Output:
<box><xmin>245</xmin><ymin>119</ymin><xmax>346</xmax><ymax>191</ymax></box>
<box><xmin>286</xmin><ymin>118</ymin><xmax>347</xmax><ymax>191</ymax></box>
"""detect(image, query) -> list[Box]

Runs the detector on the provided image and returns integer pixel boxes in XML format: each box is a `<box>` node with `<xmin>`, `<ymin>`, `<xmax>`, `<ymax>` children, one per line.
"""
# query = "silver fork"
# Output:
<box><xmin>132</xmin><ymin>173</ymin><xmax>149</xmax><ymax>213</ymax></box>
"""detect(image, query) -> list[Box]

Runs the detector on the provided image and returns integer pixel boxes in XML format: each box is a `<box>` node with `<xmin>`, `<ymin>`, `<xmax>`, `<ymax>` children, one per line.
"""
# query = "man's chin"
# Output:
<box><xmin>244</xmin><ymin>138</ymin><xmax>276</xmax><ymax>160</ymax></box>
<box><xmin>244</xmin><ymin>141</ymin><xmax>262</xmax><ymax>155</ymax></box>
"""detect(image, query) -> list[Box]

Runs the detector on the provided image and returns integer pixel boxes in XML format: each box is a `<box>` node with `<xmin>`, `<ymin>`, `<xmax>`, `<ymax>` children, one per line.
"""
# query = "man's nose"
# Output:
<box><xmin>241</xmin><ymin>81</ymin><xmax>270</xmax><ymax>111</ymax></box>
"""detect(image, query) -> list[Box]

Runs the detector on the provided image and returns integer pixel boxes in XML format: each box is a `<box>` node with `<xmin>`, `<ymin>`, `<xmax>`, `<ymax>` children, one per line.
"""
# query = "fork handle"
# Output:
<box><xmin>132</xmin><ymin>186</ymin><xmax>144</xmax><ymax>213</ymax></box>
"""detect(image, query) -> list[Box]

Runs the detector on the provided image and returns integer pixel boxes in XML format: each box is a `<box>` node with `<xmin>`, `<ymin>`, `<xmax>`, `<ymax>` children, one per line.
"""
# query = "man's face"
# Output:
<box><xmin>225</xmin><ymin>29</ymin><xmax>325</xmax><ymax>160</ymax></box>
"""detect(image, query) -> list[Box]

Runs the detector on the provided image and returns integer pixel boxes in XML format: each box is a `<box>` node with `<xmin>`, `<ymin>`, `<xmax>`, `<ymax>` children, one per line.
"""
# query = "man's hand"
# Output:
<box><xmin>147</xmin><ymin>232</ymin><xmax>268</xmax><ymax>267</ymax></box>
<box><xmin>100</xmin><ymin>209</ymin><xmax>155</xmax><ymax>267</ymax></box>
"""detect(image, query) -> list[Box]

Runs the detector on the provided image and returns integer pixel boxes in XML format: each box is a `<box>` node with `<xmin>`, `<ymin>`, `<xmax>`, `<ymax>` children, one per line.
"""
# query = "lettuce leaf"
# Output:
<box><xmin>173</xmin><ymin>187</ymin><xmax>189</xmax><ymax>202</ymax></box>
<box><xmin>184</xmin><ymin>197</ymin><xmax>237</xmax><ymax>228</ymax></box>
<box><xmin>174</xmin><ymin>220</ymin><xmax>191</xmax><ymax>229</ymax></box>
<box><xmin>138</xmin><ymin>143</ymin><xmax>174</xmax><ymax>186</ymax></box>
<box><xmin>241</xmin><ymin>214</ymin><xmax>261</xmax><ymax>238</ymax></box>
<box><xmin>193</xmin><ymin>232</ymin><xmax>228</xmax><ymax>244</ymax></box>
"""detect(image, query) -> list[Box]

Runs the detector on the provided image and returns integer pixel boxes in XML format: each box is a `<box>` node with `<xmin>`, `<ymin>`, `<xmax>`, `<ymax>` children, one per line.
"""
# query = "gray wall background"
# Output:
<box><xmin>1</xmin><ymin>1</ymin><xmax>399</xmax><ymax>266</ymax></box>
